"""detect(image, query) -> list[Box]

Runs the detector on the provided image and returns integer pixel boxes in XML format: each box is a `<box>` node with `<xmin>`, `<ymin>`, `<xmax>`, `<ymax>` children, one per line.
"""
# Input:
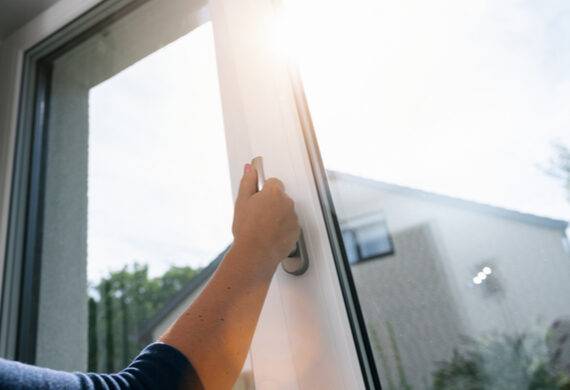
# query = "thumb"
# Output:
<box><xmin>236</xmin><ymin>163</ymin><xmax>258</xmax><ymax>204</ymax></box>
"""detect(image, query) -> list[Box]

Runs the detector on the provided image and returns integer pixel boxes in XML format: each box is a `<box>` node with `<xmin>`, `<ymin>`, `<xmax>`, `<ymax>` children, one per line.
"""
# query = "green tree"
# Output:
<box><xmin>88</xmin><ymin>263</ymin><xmax>200</xmax><ymax>372</ymax></box>
<box><xmin>432</xmin><ymin>333</ymin><xmax>570</xmax><ymax>390</ymax></box>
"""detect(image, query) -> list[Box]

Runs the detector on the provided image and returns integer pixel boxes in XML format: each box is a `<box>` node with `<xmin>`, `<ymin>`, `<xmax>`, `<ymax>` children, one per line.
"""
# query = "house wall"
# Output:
<box><xmin>329</xmin><ymin>174</ymin><xmax>570</xmax><ymax>388</ymax></box>
<box><xmin>351</xmin><ymin>223</ymin><xmax>466</xmax><ymax>388</ymax></box>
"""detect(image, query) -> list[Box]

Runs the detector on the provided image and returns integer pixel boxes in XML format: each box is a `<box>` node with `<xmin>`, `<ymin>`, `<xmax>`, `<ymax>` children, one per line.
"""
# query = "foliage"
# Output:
<box><xmin>88</xmin><ymin>263</ymin><xmax>200</xmax><ymax>372</ymax></box>
<box><xmin>432</xmin><ymin>333</ymin><xmax>570</xmax><ymax>390</ymax></box>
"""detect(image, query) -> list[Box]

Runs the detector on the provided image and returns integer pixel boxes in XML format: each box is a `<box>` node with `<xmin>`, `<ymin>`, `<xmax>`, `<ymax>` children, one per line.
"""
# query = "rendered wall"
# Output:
<box><xmin>329</xmin><ymin>173</ymin><xmax>570</xmax><ymax>388</ymax></box>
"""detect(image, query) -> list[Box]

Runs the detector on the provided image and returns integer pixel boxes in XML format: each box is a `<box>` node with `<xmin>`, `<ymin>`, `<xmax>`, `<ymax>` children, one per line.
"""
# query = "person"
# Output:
<box><xmin>0</xmin><ymin>163</ymin><xmax>300</xmax><ymax>389</ymax></box>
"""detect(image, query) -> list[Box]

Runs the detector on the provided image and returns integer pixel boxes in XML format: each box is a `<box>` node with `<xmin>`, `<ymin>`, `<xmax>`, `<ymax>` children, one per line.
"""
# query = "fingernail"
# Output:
<box><xmin>244</xmin><ymin>163</ymin><xmax>252</xmax><ymax>173</ymax></box>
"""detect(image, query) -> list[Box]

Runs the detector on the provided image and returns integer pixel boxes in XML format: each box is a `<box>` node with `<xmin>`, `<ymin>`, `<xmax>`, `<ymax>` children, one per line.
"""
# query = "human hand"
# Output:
<box><xmin>232</xmin><ymin>163</ymin><xmax>300</xmax><ymax>272</ymax></box>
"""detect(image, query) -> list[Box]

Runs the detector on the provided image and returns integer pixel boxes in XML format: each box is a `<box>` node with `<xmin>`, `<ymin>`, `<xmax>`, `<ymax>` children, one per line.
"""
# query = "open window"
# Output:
<box><xmin>2</xmin><ymin>0</ymin><xmax>570</xmax><ymax>389</ymax></box>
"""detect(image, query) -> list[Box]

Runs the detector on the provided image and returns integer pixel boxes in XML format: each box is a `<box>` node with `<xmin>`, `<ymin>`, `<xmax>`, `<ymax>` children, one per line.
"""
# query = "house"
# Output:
<box><xmin>139</xmin><ymin>171</ymin><xmax>570</xmax><ymax>389</ymax></box>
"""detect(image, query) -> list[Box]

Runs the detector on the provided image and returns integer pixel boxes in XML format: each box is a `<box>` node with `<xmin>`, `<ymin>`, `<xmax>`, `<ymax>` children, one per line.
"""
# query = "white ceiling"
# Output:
<box><xmin>0</xmin><ymin>0</ymin><xmax>61</xmax><ymax>41</ymax></box>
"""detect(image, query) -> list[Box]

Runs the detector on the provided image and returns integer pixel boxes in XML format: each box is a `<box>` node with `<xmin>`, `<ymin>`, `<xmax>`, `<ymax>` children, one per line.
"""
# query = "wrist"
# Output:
<box><xmin>228</xmin><ymin>239</ymin><xmax>280</xmax><ymax>279</ymax></box>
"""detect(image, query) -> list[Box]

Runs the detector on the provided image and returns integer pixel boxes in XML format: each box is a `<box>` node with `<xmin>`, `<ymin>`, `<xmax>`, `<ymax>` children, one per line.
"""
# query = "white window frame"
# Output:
<box><xmin>0</xmin><ymin>0</ymin><xmax>376</xmax><ymax>388</ymax></box>
<box><xmin>209</xmin><ymin>1</ymin><xmax>374</xmax><ymax>388</ymax></box>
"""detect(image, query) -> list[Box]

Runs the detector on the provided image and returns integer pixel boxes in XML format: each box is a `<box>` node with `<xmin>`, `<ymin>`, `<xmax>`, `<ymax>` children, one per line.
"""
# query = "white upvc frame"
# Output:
<box><xmin>0</xmin><ymin>0</ymin><xmax>369</xmax><ymax>388</ymax></box>
<box><xmin>209</xmin><ymin>1</ymin><xmax>366</xmax><ymax>388</ymax></box>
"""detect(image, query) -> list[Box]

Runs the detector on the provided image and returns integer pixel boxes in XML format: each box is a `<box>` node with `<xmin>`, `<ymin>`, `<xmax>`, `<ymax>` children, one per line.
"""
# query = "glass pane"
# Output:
<box><xmin>287</xmin><ymin>0</ymin><xmax>570</xmax><ymax>388</ymax></box>
<box><xmin>341</xmin><ymin>213</ymin><xmax>393</xmax><ymax>264</ymax></box>
<box><xmin>35</xmin><ymin>0</ymin><xmax>250</xmax><ymax>384</ymax></box>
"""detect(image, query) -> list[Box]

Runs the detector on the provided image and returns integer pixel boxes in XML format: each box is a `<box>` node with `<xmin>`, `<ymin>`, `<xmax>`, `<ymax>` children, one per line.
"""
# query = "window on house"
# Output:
<box><xmin>341</xmin><ymin>214</ymin><xmax>394</xmax><ymax>264</ymax></box>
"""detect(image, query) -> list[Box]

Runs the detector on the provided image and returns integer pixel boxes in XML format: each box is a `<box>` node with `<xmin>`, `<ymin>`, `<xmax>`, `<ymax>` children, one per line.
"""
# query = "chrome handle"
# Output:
<box><xmin>251</xmin><ymin>156</ymin><xmax>266</xmax><ymax>190</ymax></box>
<box><xmin>251</xmin><ymin>156</ymin><xmax>309</xmax><ymax>276</ymax></box>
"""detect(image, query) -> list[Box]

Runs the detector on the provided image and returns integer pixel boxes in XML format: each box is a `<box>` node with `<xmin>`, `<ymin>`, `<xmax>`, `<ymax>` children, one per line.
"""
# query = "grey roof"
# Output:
<box><xmin>328</xmin><ymin>170</ymin><xmax>569</xmax><ymax>231</ymax></box>
<box><xmin>137</xmin><ymin>246</ymin><xmax>229</xmax><ymax>342</ymax></box>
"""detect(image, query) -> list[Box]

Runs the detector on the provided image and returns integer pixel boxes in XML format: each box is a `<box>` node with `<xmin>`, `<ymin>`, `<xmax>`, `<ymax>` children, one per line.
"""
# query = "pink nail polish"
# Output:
<box><xmin>244</xmin><ymin>163</ymin><xmax>252</xmax><ymax>173</ymax></box>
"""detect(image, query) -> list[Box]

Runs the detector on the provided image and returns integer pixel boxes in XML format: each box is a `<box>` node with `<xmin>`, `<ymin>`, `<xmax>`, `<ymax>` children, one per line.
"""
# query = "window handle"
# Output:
<box><xmin>251</xmin><ymin>156</ymin><xmax>309</xmax><ymax>275</ymax></box>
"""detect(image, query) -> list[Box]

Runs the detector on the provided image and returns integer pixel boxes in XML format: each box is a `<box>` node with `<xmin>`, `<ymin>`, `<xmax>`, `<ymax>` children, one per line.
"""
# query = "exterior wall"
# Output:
<box><xmin>35</xmin><ymin>60</ymin><xmax>90</xmax><ymax>371</ymax></box>
<box><xmin>329</xmin><ymin>173</ymin><xmax>570</xmax><ymax>388</ymax></box>
<box><xmin>352</xmin><ymin>223</ymin><xmax>466</xmax><ymax>388</ymax></box>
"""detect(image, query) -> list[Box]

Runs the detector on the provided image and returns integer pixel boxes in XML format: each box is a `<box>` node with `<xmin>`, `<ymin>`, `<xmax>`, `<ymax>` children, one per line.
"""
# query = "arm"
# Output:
<box><xmin>0</xmin><ymin>164</ymin><xmax>296</xmax><ymax>390</ymax></box>
<box><xmin>160</xmin><ymin>163</ymin><xmax>300</xmax><ymax>389</ymax></box>
<box><xmin>0</xmin><ymin>343</ymin><xmax>192</xmax><ymax>389</ymax></box>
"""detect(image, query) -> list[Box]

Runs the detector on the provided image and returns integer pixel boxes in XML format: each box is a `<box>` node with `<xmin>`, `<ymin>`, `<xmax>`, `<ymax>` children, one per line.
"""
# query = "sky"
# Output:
<box><xmin>288</xmin><ymin>0</ymin><xmax>570</xmax><ymax>219</ymax></box>
<box><xmin>87</xmin><ymin>0</ymin><xmax>570</xmax><ymax>281</ymax></box>
<box><xmin>88</xmin><ymin>24</ymin><xmax>234</xmax><ymax>280</ymax></box>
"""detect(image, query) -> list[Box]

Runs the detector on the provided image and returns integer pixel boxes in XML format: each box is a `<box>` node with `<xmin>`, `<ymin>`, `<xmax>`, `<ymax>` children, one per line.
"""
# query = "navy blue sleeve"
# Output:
<box><xmin>0</xmin><ymin>342</ymin><xmax>202</xmax><ymax>389</ymax></box>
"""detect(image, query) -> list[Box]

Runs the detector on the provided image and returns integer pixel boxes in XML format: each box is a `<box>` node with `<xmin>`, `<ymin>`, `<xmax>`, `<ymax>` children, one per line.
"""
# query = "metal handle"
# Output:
<box><xmin>251</xmin><ymin>156</ymin><xmax>309</xmax><ymax>276</ymax></box>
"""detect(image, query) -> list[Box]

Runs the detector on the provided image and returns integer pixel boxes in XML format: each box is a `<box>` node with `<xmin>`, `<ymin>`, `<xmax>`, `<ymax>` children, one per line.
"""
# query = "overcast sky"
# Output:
<box><xmin>88</xmin><ymin>24</ymin><xmax>234</xmax><ymax>280</ymax></box>
<box><xmin>87</xmin><ymin>1</ymin><xmax>570</xmax><ymax>281</ymax></box>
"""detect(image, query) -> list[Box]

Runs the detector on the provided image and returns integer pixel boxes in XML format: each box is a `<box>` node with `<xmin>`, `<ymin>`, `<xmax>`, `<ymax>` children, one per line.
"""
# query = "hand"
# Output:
<box><xmin>232</xmin><ymin>163</ymin><xmax>300</xmax><ymax>272</ymax></box>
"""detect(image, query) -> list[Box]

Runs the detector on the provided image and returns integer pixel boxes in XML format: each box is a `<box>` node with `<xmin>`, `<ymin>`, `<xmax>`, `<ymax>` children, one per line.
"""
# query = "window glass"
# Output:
<box><xmin>287</xmin><ymin>0</ymin><xmax>570</xmax><ymax>388</ymax></box>
<box><xmin>341</xmin><ymin>213</ymin><xmax>393</xmax><ymax>264</ymax></box>
<box><xmin>356</xmin><ymin>223</ymin><xmax>392</xmax><ymax>260</ymax></box>
<box><xmin>35</xmin><ymin>0</ymin><xmax>243</xmax><ymax>380</ymax></box>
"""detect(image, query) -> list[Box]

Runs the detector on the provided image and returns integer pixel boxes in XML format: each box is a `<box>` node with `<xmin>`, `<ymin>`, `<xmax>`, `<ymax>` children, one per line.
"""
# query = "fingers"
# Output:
<box><xmin>263</xmin><ymin>178</ymin><xmax>285</xmax><ymax>193</ymax></box>
<box><xmin>236</xmin><ymin>163</ymin><xmax>259</xmax><ymax>204</ymax></box>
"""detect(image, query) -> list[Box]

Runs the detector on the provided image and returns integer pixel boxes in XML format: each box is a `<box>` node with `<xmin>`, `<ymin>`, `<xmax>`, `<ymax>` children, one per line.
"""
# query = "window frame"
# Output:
<box><xmin>0</xmin><ymin>0</ymin><xmax>381</xmax><ymax>387</ymax></box>
<box><xmin>0</xmin><ymin>0</ymin><xmax>155</xmax><ymax>363</ymax></box>
<box><xmin>208</xmin><ymin>0</ymin><xmax>380</xmax><ymax>387</ymax></box>
<box><xmin>288</xmin><ymin>75</ymin><xmax>383</xmax><ymax>389</ymax></box>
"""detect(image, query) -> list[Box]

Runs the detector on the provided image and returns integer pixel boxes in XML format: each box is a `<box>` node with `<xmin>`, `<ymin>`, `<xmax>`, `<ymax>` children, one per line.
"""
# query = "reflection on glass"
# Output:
<box><xmin>341</xmin><ymin>213</ymin><xmax>394</xmax><ymax>264</ymax></box>
<box><xmin>289</xmin><ymin>0</ymin><xmax>570</xmax><ymax>388</ymax></box>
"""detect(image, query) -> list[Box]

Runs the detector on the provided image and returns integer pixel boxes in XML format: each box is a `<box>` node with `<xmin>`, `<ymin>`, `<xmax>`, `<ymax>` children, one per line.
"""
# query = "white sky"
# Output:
<box><xmin>87</xmin><ymin>1</ymin><xmax>570</xmax><ymax>281</ymax></box>
<box><xmin>290</xmin><ymin>0</ymin><xmax>570</xmax><ymax>219</ymax></box>
<box><xmin>88</xmin><ymin>24</ymin><xmax>234</xmax><ymax>280</ymax></box>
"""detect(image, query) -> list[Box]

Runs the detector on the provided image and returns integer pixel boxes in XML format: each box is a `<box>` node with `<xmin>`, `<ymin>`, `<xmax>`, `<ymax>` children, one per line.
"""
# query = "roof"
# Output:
<box><xmin>328</xmin><ymin>170</ymin><xmax>569</xmax><ymax>231</ymax></box>
<box><xmin>137</xmin><ymin>246</ymin><xmax>229</xmax><ymax>342</ymax></box>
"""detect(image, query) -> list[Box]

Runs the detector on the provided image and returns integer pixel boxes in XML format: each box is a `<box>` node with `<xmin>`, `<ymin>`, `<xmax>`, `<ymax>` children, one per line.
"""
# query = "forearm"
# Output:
<box><xmin>160</xmin><ymin>242</ymin><xmax>277</xmax><ymax>389</ymax></box>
